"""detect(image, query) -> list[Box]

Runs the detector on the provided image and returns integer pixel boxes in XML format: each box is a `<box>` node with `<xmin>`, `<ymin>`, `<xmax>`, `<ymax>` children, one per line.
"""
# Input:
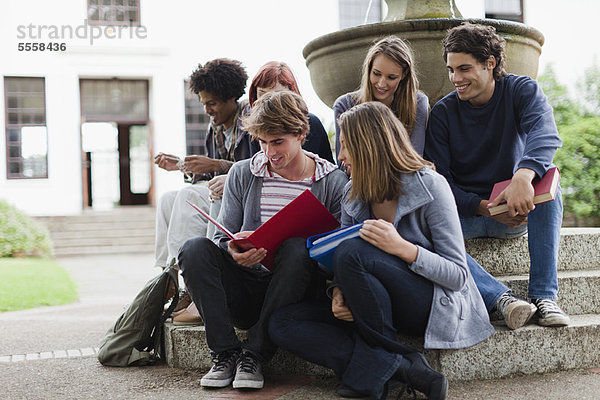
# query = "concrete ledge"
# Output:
<box><xmin>500</xmin><ymin>269</ymin><xmax>600</xmax><ymax>315</ymax></box>
<box><xmin>164</xmin><ymin>314</ymin><xmax>600</xmax><ymax>381</ymax></box>
<box><xmin>163</xmin><ymin>323</ymin><xmax>332</xmax><ymax>376</ymax></box>
<box><xmin>436</xmin><ymin>314</ymin><xmax>600</xmax><ymax>380</ymax></box>
<box><xmin>465</xmin><ymin>228</ymin><xmax>600</xmax><ymax>276</ymax></box>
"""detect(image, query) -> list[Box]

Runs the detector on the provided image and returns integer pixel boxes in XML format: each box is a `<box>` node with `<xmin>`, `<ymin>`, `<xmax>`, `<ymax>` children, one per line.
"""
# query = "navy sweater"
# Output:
<box><xmin>425</xmin><ymin>74</ymin><xmax>562</xmax><ymax>217</ymax></box>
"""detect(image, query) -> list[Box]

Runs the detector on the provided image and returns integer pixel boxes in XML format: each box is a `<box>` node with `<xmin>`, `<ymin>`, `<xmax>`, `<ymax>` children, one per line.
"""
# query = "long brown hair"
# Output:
<box><xmin>339</xmin><ymin>102</ymin><xmax>433</xmax><ymax>203</ymax></box>
<box><xmin>356</xmin><ymin>36</ymin><xmax>420</xmax><ymax>134</ymax></box>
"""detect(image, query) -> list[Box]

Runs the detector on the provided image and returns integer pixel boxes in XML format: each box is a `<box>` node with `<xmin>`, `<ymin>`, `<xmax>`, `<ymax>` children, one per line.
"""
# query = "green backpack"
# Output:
<box><xmin>97</xmin><ymin>265</ymin><xmax>179</xmax><ymax>366</ymax></box>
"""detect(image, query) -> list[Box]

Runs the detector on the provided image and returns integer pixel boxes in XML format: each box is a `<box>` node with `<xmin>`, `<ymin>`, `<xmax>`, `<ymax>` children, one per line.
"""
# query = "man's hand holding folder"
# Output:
<box><xmin>228</xmin><ymin>231</ymin><xmax>267</xmax><ymax>267</ymax></box>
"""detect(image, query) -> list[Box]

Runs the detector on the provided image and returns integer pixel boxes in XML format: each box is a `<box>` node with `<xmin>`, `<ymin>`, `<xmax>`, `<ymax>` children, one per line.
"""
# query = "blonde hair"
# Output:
<box><xmin>241</xmin><ymin>90</ymin><xmax>309</xmax><ymax>141</ymax></box>
<box><xmin>356</xmin><ymin>36</ymin><xmax>420</xmax><ymax>134</ymax></box>
<box><xmin>339</xmin><ymin>101</ymin><xmax>433</xmax><ymax>203</ymax></box>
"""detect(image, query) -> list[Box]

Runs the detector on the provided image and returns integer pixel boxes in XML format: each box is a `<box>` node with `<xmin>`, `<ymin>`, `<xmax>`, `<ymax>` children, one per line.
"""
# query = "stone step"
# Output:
<box><xmin>49</xmin><ymin>228</ymin><xmax>155</xmax><ymax>239</ymax></box>
<box><xmin>52</xmin><ymin>235</ymin><xmax>155</xmax><ymax>249</ymax></box>
<box><xmin>164</xmin><ymin>313</ymin><xmax>600</xmax><ymax>381</ymax></box>
<box><xmin>465</xmin><ymin>228</ymin><xmax>600</xmax><ymax>276</ymax></box>
<box><xmin>53</xmin><ymin>243</ymin><xmax>155</xmax><ymax>257</ymax></box>
<box><xmin>500</xmin><ymin>269</ymin><xmax>600</xmax><ymax>316</ymax></box>
<box><xmin>46</xmin><ymin>221</ymin><xmax>155</xmax><ymax>233</ymax></box>
<box><xmin>35</xmin><ymin>206</ymin><xmax>156</xmax><ymax>257</ymax></box>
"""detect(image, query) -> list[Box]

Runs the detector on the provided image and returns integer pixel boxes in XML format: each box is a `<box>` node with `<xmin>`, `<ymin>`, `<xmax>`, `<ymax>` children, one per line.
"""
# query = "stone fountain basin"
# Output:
<box><xmin>303</xmin><ymin>18</ymin><xmax>545</xmax><ymax>108</ymax></box>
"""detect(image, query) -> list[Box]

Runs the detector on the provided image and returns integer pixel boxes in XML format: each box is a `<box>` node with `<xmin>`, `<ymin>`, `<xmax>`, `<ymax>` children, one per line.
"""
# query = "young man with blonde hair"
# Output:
<box><xmin>178</xmin><ymin>91</ymin><xmax>348</xmax><ymax>390</ymax></box>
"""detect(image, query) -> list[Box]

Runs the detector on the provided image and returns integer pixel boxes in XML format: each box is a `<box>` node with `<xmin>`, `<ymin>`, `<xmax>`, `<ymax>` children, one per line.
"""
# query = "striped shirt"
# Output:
<box><xmin>248</xmin><ymin>149</ymin><xmax>340</xmax><ymax>223</ymax></box>
<box><xmin>260</xmin><ymin>175</ymin><xmax>312</xmax><ymax>223</ymax></box>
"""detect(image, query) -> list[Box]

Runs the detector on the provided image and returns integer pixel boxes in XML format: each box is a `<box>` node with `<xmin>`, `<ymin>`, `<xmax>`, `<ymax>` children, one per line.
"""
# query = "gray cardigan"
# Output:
<box><xmin>341</xmin><ymin>168</ymin><xmax>494</xmax><ymax>349</ymax></box>
<box><xmin>214</xmin><ymin>158</ymin><xmax>349</xmax><ymax>253</ymax></box>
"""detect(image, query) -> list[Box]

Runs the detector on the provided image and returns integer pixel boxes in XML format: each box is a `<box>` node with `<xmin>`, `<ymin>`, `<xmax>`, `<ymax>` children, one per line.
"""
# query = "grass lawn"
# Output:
<box><xmin>0</xmin><ymin>258</ymin><xmax>78</xmax><ymax>312</ymax></box>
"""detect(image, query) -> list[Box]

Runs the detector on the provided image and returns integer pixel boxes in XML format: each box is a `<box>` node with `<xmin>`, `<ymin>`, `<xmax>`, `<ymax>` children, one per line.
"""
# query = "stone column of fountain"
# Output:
<box><xmin>303</xmin><ymin>0</ymin><xmax>544</xmax><ymax>107</ymax></box>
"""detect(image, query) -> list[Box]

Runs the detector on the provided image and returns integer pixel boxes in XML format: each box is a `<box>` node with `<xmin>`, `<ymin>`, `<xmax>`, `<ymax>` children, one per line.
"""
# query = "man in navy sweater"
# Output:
<box><xmin>425</xmin><ymin>23</ymin><xmax>569</xmax><ymax>328</ymax></box>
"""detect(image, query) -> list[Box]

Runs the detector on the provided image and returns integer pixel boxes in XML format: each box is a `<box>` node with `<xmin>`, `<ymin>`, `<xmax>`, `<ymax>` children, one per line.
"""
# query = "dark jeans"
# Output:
<box><xmin>269</xmin><ymin>238</ymin><xmax>433</xmax><ymax>399</ymax></box>
<box><xmin>178</xmin><ymin>236</ymin><xmax>324</xmax><ymax>362</ymax></box>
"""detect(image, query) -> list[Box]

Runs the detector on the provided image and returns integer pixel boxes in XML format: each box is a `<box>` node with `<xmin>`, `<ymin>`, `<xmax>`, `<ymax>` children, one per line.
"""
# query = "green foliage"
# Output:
<box><xmin>554</xmin><ymin>117</ymin><xmax>600</xmax><ymax>216</ymax></box>
<box><xmin>577</xmin><ymin>60</ymin><xmax>600</xmax><ymax>115</ymax></box>
<box><xmin>538</xmin><ymin>64</ymin><xmax>600</xmax><ymax>219</ymax></box>
<box><xmin>538</xmin><ymin>64</ymin><xmax>582</xmax><ymax>125</ymax></box>
<box><xmin>0</xmin><ymin>200</ymin><xmax>53</xmax><ymax>258</ymax></box>
<box><xmin>0</xmin><ymin>258</ymin><xmax>78</xmax><ymax>312</ymax></box>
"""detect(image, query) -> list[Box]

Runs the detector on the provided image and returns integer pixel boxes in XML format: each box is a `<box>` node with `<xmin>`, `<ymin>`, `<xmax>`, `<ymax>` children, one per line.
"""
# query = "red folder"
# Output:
<box><xmin>187</xmin><ymin>189</ymin><xmax>340</xmax><ymax>271</ymax></box>
<box><xmin>487</xmin><ymin>167</ymin><xmax>560</xmax><ymax>216</ymax></box>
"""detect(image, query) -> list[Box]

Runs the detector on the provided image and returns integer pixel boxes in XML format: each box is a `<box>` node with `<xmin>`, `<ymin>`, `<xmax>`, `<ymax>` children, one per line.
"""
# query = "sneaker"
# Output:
<box><xmin>200</xmin><ymin>349</ymin><xmax>240</xmax><ymax>388</ymax></box>
<box><xmin>530</xmin><ymin>298</ymin><xmax>570</xmax><ymax>327</ymax></box>
<box><xmin>232</xmin><ymin>350</ymin><xmax>264</xmax><ymax>389</ymax></box>
<box><xmin>495</xmin><ymin>292</ymin><xmax>537</xmax><ymax>330</ymax></box>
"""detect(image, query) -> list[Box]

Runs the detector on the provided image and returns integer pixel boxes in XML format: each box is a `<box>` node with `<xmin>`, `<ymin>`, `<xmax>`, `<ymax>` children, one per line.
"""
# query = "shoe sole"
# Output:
<box><xmin>505</xmin><ymin>302</ymin><xmax>536</xmax><ymax>330</ymax></box>
<box><xmin>172</xmin><ymin>320</ymin><xmax>204</xmax><ymax>326</ymax></box>
<box><xmin>232</xmin><ymin>379</ymin><xmax>264</xmax><ymax>389</ymax></box>
<box><xmin>537</xmin><ymin>315</ymin><xmax>570</xmax><ymax>327</ymax></box>
<box><xmin>200</xmin><ymin>377</ymin><xmax>234</xmax><ymax>388</ymax></box>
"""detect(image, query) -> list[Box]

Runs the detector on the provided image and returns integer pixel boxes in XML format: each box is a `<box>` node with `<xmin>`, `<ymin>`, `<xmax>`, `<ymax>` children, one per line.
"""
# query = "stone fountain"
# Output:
<box><xmin>303</xmin><ymin>0</ymin><xmax>545</xmax><ymax>107</ymax></box>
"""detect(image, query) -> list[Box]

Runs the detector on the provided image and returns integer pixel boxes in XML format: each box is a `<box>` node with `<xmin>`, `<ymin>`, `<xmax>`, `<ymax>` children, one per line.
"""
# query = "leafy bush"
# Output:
<box><xmin>0</xmin><ymin>200</ymin><xmax>53</xmax><ymax>258</ymax></box>
<box><xmin>538</xmin><ymin>64</ymin><xmax>600</xmax><ymax>220</ymax></box>
<box><xmin>554</xmin><ymin>117</ymin><xmax>600</xmax><ymax>216</ymax></box>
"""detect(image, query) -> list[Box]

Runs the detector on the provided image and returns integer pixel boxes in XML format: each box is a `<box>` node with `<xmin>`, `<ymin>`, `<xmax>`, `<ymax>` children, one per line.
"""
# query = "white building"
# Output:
<box><xmin>1</xmin><ymin>0</ymin><xmax>339</xmax><ymax>216</ymax></box>
<box><xmin>1</xmin><ymin>0</ymin><xmax>597</xmax><ymax>216</ymax></box>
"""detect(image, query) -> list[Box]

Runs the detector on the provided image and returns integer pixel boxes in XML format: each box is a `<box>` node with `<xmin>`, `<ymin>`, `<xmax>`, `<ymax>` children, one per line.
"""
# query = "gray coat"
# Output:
<box><xmin>341</xmin><ymin>168</ymin><xmax>494</xmax><ymax>349</ymax></box>
<box><xmin>214</xmin><ymin>158</ymin><xmax>349</xmax><ymax>254</ymax></box>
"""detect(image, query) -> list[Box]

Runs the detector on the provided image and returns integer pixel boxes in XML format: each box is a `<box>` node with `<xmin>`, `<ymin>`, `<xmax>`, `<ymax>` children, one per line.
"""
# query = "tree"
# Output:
<box><xmin>539</xmin><ymin>64</ymin><xmax>600</xmax><ymax>220</ymax></box>
<box><xmin>538</xmin><ymin>64</ymin><xmax>582</xmax><ymax>125</ymax></box>
<box><xmin>554</xmin><ymin>117</ymin><xmax>600</xmax><ymax>217</ymax></box>
<box><xmin>577</xmin><ymin>59</ymin><xmax>600</xmax><ymax>115</ymax></box>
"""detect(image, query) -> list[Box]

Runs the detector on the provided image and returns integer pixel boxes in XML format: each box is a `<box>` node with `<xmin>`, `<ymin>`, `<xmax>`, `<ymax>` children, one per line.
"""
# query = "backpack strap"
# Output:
<box><xmin>128</xmin><ymin>348</ymin><xmax>152</xmax><ymax>366</ymax></box>
<box><xmin>150</xmin><ymin>265</ymin><xmax>180</xmax><ymax>362</ymax></box>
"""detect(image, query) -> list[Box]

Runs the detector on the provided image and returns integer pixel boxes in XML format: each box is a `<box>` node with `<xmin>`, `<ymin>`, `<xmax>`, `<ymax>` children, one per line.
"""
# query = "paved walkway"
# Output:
<box><xmin>1</xmin><ymin>253</ymin><xmax>600</xmax><ymax>399</ymax></box>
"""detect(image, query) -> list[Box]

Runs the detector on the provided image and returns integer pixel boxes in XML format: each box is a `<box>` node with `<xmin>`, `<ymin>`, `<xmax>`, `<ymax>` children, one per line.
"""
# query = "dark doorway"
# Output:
<box><xmin>118</xmin><ymin>124</ymin><xmax>150</xmax><ymax>205</ymax></box>
<box><xmin>79</xmin><ymin>79</ymin><xmax>151</xmax><ymax>208</ymax></box>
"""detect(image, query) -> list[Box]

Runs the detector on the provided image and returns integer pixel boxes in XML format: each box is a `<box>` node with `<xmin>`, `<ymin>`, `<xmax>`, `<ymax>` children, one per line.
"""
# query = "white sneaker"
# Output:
<box><xmin>531</xmin><ymin>298</ymin><xmax>570</xmax><ymax>327</ymax></box>
<box><xmin>200</xmin><ymin>349</ymin><xmax>240</xmax><ymax>388</ymax></box>
<box><xmin>496</xmin><ymin>292</ymin><xmax>537</xmax><ymax>330</ymax></box>
<box><xmin>232</xmin><ymin>350</ymin><xmax>264</xmax><ymax>389</ymax></box>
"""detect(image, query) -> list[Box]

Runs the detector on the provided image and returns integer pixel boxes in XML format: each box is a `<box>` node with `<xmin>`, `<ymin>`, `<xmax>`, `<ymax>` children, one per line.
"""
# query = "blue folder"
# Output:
<box><xmin>306</xmin><ymin>223</ymin><xmax>363</xmax><ymax>271</ymax></box>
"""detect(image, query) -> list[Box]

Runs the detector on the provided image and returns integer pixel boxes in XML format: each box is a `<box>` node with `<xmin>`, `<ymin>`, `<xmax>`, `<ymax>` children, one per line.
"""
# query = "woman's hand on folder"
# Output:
<box><xmin>228</xmin><ymin>231</ymin><xmax>267</xmax><ymax>267</ymax></box>
<box><xmin>332</xmin><ymin>287</ymin><xmax>354</xmax><ymax>322</ymax></box>
<box><xmin>359</xmin><ymin>219</ymin><xmax>418</xmax><ymax>264</ymax></box>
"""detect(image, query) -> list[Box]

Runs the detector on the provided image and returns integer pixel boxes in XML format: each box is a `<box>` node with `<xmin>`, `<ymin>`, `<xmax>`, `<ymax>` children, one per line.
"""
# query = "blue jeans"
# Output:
<box><xmin>269</xmin><ymin>238</ymin><xmax>433</xmax><ymax>400</ymax></box>
<box><xmin>462</xmin><ymin>187</ymin><xmax>563</xmax><ymax>307</ymax></box>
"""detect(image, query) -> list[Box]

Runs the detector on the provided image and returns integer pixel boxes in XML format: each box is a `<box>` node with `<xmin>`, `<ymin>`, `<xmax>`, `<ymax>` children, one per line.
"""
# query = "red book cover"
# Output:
<box><xmin>487</xmin><ymin>167</ymin><xmax>561</xmax><ymax>216</ymax></box>
<box><xmin>188</xmin><ymin>189</ymin><xmax>339</xmax><ymax>271</ymax></box>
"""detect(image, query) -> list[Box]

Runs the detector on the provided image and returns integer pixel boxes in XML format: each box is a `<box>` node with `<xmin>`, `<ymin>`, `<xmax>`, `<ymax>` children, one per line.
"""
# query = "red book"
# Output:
<box><xmin>487</xmin><ymin>167</ymin><xmax>561</xmax><ymax>216</ymax></box>
<box><xmin>187</xmin><ymin>189</ymin><xmax>340</xmax><ymax>271</ymax></box>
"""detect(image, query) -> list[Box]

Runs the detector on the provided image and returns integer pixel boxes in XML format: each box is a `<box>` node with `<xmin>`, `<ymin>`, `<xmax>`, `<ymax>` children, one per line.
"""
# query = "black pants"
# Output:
<box><xmin>178</xmin><ymin>236</ymin><xmax>325</xmax><ymax>362</ymax></box>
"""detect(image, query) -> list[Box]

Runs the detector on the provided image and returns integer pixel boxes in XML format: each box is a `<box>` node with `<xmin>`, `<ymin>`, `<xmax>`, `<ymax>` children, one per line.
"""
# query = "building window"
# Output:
<box><xmin>88</xmin><ymin>0</ymin><xmax>140</xmax><ymax>25</ymax></box>
<box><xmin>80</xmin><ymin>79</ymin><xmax>148</xmax><ymax>122</ymax></box>
<box><xmin>4</xmin><ymin>77</ymin><xmax>48</xmax><ymax>179</ymax></box>
<box><xmin>485</xmin><ymin>0</ymin><xmax>523</xmax><ymax>23</ymax></box>
<box><xmin>184</xmin><ymin>80</ymin><xmax>210</xmax><ymax>156</ymax></box>
<box><xmin>339</xmin><ymin>0</ymin><xmax>383</xmax><ymax>30</ymax></box>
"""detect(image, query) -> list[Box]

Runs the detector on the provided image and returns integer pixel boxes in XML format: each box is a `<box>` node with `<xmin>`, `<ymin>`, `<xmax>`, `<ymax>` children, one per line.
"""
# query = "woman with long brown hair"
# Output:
<box><xmin>269</xmin><ymin>102</ymin><xmax>492</xmax><ymax>400</ymax></box>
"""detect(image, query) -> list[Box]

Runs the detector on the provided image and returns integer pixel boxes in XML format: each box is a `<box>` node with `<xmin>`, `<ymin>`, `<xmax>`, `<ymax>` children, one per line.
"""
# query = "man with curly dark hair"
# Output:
<box><xmin>153</xmin><ymin>59</ymin><xmax>251</xmax><ymax>325</ymax></box>
<box><xmin>425</xmin><ymin>23</ymin><xmax>569</xmax><ymax>330</ymax></box>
